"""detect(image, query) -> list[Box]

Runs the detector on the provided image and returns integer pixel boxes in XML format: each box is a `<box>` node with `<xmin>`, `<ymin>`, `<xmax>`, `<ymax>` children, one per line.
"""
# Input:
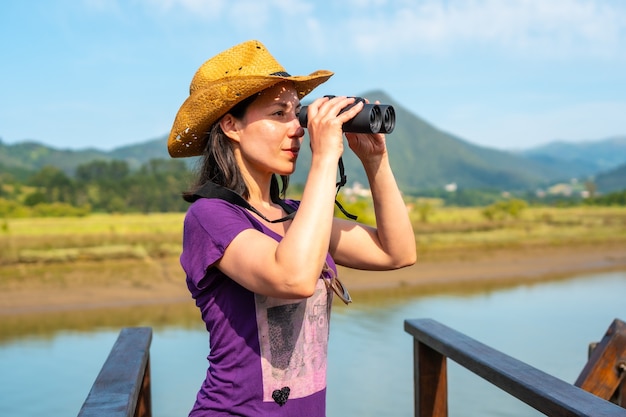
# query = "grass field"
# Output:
<box><xmin>1</xmin><ymin>206</ymin><xmax>625</xmax><ymax>266</ymax></box>
<box><xmin>0</xmin><ymin>213</ymin><xmax>184</xmax><ymax>265</ymax></box>
<box><xmin>1</xmin><ymin>205</ymin><xmax>625</xmax><ymax>337</ymax></box>
<box><xmin>410</xmin><ymin>205</ymin><xmax>626</xmax><ymax>254</ymax></box>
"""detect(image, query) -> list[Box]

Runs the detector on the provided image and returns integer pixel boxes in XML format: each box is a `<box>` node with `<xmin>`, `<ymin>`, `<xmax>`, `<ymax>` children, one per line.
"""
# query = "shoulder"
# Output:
<box><xmin>184</xmin><ymin>198</ymin><xmax>253</xmax><ymax>232</ymax></box>
<box><xmin>187</xmin><ymin>197</ymin><xmax>244</xmax><ymax>216</ymax></box>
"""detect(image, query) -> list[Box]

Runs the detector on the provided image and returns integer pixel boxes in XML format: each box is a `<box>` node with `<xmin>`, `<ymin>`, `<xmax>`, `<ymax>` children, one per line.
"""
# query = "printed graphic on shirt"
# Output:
<box><xmin>255</xmin><ymin>279</ymin><xmax>330</xmax><ymax>402</ymax></box>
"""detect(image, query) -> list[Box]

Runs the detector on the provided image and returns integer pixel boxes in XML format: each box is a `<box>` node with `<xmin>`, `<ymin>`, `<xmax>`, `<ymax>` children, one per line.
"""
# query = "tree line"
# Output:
<box><xmin>0</xmin><ymin>159</ymin><xmax>193</xmax><ymax>217</ymax></box>
<box><xmin>1</xmin><ymin>158</ymin><xmax>625</xmax><ymax>218</ymax></box>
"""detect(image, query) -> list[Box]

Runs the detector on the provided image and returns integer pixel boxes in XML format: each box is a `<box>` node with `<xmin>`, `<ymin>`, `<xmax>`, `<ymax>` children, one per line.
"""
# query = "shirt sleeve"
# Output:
<box><xmin>180</xmin><ymin>198</ymin><xmax>256</xmax><ymax>291</ymax></box>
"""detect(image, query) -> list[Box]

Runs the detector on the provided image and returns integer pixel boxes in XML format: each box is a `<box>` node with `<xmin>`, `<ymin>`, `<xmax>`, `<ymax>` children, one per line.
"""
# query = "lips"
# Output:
<box><xmin>285</xmin><ymin>147</ymin><xmax>300</xmax><ymax>157</ymax></box>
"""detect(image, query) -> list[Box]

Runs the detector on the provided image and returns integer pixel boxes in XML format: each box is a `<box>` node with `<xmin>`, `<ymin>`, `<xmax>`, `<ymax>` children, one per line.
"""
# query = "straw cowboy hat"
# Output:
<box><xmin>168</xmin><ymin>40</ymin><xmax>333</xmax><ymax>158</ymax></box>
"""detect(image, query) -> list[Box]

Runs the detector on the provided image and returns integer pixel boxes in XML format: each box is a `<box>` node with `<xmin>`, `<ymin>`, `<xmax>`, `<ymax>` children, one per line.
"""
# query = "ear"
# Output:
<box><xmin>220</xmin><ymin>114</ymin><xmax>241</xmax><ymax>143</ymax></box>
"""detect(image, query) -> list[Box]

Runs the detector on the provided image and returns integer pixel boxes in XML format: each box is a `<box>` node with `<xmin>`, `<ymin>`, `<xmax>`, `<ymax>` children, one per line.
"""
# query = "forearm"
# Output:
<box><xmin>276</xmin><ymin>155</ymin><xmax>338</xmax><ymax>283</ymax></box>
<box><xmin>363</xmin><ymin>153</ymin><xmax>417</xmax><ymax>266</ymax></box>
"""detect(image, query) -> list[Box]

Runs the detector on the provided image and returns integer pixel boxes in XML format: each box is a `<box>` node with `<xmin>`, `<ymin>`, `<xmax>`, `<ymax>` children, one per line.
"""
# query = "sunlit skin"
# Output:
<box><xmin>218</xmin><ymin>81</ymin><xmax>416</xmax><ymax>299</ymax></box>
<box><xmin>221</xmin><ymin>84</ymin><xmax>305</xmax><ymax>193</ymax></box>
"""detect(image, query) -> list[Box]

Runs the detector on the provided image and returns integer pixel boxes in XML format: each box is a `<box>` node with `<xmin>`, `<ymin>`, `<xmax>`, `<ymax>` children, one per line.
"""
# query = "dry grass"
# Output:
<box><xmin>412</xmin><ymin>205</ymin><xmax>626</xmax><ymax>252</ymax></box>
<box><xmin>1</xmin><ymin>207</ymin><xmax>625</xmax><ymax>339</ymax></box>
<box><xmin>0</xmin><ymin>213</ymin><xmax>184</xmax><ymax>264</ymax></box>
<box><xmin>0</xmin><ymin>206</ymin><xmax>625</xmax><ymax>290</ymax></box>
<box><xmin>2</xmin><ymin>207</ymin><xmax>626</xmax><ymax>265</ymax></box>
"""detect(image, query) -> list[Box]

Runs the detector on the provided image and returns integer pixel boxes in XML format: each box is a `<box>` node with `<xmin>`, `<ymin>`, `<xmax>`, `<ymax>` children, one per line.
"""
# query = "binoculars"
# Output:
<box><xmin>298</xmin><ymin>96</ymin><xmax>396</xmax><ymax>134</ymax></box>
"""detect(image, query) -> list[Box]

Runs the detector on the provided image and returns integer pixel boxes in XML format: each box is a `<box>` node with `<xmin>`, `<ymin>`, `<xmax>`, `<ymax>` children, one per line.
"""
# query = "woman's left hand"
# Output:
<box><xmin>344</xmin><ymin>100</ymin><xmax>387</xmax><ymax>163</ymax></box>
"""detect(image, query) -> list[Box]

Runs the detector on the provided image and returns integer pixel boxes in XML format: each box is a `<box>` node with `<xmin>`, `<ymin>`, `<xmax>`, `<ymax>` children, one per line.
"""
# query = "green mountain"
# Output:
<box><xmin>0</xmin><ymin>140</ymin><xmax>112</xmax><ymax>181</ymax></box>
<box><xmin>108</xmin><ymin>135</ymin><xmax>172</xmax><ymax>167</ymax></box>
<box><xmin>519</xmin><ymin>136</ymin><xmax>626</xmax><ymax>180</ymax></box>
<box><xmin>595</xmin><ymin>162</ymin><xmax>626</xmax><ymax>193</ymax></box>
<box><xmin>0</xmin><ymin>136</ymin><xmax>179</xmax><ymax>181</ymax></box>
<box><xmin>1</xmin><ymin>91</ymin><xmax>624</xmax><ymax>193</ymax></box>
<box><xmin>292</xmin><ymin>91</ymin><xmax>560</xmax><ymax>192</ymax></box>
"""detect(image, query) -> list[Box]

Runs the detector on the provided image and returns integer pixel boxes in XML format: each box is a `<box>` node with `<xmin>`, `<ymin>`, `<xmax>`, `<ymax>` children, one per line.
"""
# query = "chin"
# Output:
<box><xmin>277</xmin><ymin>163</ymin><xmax>297</xmax><ymax>176</ymax></box>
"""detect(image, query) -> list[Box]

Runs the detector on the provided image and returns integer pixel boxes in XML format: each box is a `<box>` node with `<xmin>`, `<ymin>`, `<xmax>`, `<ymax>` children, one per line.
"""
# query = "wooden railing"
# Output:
<box><xmin>77</xmin><ymin>327</ymin><xmax>152</xmax><ymax>417</ymax></box>
<box><xmin>404</xmin><ymin>318</ymin><xmax>626</xmax><ymax>417</ymax></box>
<box><xmin>77</xmin><ymin>320</ymin><xmax>624</xmax><ymax>417</ymax></box>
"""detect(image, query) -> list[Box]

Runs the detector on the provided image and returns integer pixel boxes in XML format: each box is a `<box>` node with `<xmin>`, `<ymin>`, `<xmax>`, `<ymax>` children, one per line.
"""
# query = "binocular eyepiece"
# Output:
<box><xmin>298</xmin><ymin>95</ymin><xmax>396</xmax><ymax>134</ymax></box>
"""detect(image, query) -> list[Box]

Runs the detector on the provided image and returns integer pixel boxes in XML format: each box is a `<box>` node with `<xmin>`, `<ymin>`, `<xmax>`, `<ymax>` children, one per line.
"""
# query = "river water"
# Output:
<box><xmin>1</xmin><ymin>271</ymin><xmax>625</xmax><ymax>417</ymax></box>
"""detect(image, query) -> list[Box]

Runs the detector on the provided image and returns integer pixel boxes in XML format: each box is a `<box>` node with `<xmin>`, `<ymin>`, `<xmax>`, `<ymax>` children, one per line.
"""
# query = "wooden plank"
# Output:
<box><xmin>575</xmin><ymin>318</ymin><xmax>626</xmax><ymax>401</ymax></box>
<box><xmin>405</xmin><ymin>318</ymin><xmax>626</xmax><ymax>417</ymax></box>
<box><xmin>415</xmin><ymin>340</ymin><xmax>448</xmax><ymax>417</ymax></box>
<box><xmin>78</xmin><ymin>327</ymin><xmax>153</xmax><ymax>417</ymax></box>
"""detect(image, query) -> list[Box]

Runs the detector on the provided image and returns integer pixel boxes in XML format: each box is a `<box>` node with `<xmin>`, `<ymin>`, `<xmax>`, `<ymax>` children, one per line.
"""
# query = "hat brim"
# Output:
<box><xmin>168</xmin><ymin>70</ymin><xmax>333</xmax><ymax>158</ymax></box>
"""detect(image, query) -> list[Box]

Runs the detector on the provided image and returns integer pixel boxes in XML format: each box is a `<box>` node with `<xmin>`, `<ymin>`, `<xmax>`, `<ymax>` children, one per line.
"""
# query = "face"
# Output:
<box><xmin>221</xmin><ymin>82</ymin><xmax>305</xmax><ymax>179</ymax></box>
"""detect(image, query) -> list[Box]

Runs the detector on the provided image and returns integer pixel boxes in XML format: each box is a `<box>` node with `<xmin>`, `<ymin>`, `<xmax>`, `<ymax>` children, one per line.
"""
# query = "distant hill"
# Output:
<box><xmin>519</xmin><ymin>136</ymin><xmax>626</xmax><ymax>178</ymax></box>
<box><xmin>0</xmin><ymin>140</ymin><xmax>112</xmax><ymax>181</ymax></box>
<box><xmin>108</xmin><ymin>135</ymin><xmax>172</xmax><ymax>167</ymax></box>
<box><xmin>1</xmin><ymin>92</ymin><xmax>625</xmax><ymax>193</ymax></box>
<box><xmin>595</xmin><ymin>162</ymin><xmax>626</xmax><ymax>193</ymax></box>
<box><xmin>292</xmin><ymin>91</ymin><xmax>571</xmax><ymax>192</ymax></box>
<box><xmin>0</xmin><ymin>136</ymin><xmax>175</xmax><ymax>180</ymax></box>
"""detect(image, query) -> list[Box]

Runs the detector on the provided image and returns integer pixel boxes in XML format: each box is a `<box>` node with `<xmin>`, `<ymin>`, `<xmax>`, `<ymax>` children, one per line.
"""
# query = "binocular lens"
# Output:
<box><xmin>298</xmin><ymin>96</ymin><xmax>395</xmax><ymax>134</ymax></box>
<box><xmin>379</xmin><ymin>105</ymin><xmax>395</xmax><ymax>134</ymax></box>
<box><xmin>343</xmin><ymin>104</ymin><xmax>382</xmax><ymax>134</ymax></box>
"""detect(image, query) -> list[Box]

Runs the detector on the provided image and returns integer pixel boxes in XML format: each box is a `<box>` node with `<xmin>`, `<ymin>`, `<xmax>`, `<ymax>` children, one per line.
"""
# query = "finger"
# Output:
<box><xmin>313</xmin><ymin>96</ymin><xmax>363</xmax><ymax>127</ymax></box>
<box><xmin>302</xmin><ymin>96</ymin><xmax>331</xmax><ymax>126</ymax></box>
<box><xmin>324</xmin><ymin>96</ymin><xmax>353</xmax><ymax>113</ymax></box>
<box><xmin>335</xmin><ymin>98</ymin><xmax>364</xmax><ymax>122</ymax></box>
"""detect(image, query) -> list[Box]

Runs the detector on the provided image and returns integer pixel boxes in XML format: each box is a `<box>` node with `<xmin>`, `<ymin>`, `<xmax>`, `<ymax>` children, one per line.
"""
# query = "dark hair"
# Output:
<box><xmin>183</xmin><ymin>93</ymin><xmax>290</xmax><ymax>202</ymax></box>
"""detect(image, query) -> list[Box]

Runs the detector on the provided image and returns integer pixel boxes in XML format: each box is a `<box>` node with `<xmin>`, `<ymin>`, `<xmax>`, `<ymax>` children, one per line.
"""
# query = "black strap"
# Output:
<box><xmin>334</xmin><ymin>157</ymin><xmax>358</xmax><ymax>220</ymax></box>
<box><xmin>190</xmin><ymin>160</ymin><xmax>358</xmax><ymax>223</ymax></box>
<box><xmin>192</xmin><ymin>182</ymin><xmax>296</xmax><ymax>223</ymax></box>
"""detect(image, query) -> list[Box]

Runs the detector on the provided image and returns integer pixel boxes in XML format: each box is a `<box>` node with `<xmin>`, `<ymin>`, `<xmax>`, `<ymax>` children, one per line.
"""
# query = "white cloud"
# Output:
<box><xmin>135</xmin><ymin>0</ymin><xmax>227</xmax><ymax>18</ymax></box>
<box><xmin>134</xmin><ymin>0</ymin><xmax>314</xmax><ymax>21</ymax></box>
<box><xmin>86</xmin><ymin>0</ymin><xmax>626</xmax><ymax>61</ymax></box>
<box><xmin>226</xmin><ymin>1</ymin><xmax>271</xmax><ymax>30</ymax></box>
<box><xmin>344</xmin><ymin>0</ymin><xmax>626</xmax><ymax>60</ymax></box>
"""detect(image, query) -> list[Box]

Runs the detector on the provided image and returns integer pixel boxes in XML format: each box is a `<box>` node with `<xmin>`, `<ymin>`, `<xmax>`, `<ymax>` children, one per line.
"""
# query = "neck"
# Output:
<box><xmin>241</xmin><ymin>172</ymin><xmax>273</xmax><ymax>207</ymax></box>
<box><xmin>234</xmin><ymin>150</ymin><xmax>275</xmax><ymax>206</ymax></box>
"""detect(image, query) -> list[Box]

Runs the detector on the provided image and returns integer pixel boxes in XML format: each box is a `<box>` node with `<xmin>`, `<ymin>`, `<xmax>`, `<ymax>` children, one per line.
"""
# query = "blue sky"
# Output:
<box><xmin>1</xmin><ymin>0</ymin><xmax>625</xmax><ymax>152</ymax></box>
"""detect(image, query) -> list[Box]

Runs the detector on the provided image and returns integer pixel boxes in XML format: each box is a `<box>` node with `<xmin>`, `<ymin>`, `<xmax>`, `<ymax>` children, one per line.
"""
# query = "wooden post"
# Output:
<box><xmin>134</xmin><ymin>357</ymin><xmax>152</xmax><ymax>417</ymax></box>
<box><xmin>575</xmin><ymin>318</ymin><xmax>626</xmax><ymax>407</ymax></box>
<box><xmin>414</xmin><ymin>339</ymin><xmax>448</xmax><ymax>417</ymax></box>
<box><xmin>78</xmin><ymin>327</ymin><xmax>153</xmax><ymax>417</ymax></box>
<box><xmin>406</xmin><ymin>318</ymin><xmax>626</xmax><ymax>416</ymax></box>
<box><xmin>619</xmin><ymin>365</ymin><xmax>626</xmax><ymax>408</ymax></box>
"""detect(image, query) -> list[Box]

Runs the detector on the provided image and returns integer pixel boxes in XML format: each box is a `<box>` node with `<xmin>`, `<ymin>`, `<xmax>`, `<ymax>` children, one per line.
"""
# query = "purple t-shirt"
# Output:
<box><xmin>181</xmin><ymin>198</ymin><xmax>335</xmax><ymax>417</ymax></box>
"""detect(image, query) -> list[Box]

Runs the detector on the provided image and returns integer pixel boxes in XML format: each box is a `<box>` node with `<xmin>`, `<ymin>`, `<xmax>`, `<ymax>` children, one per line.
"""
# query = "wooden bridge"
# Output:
<box><xmin>405</xmin><ymin>318</ymin><xmax>626</xmax><ymax>417</ymax></box>
<box><xmin>77</xmin><ymin>319</ymin><xmax>626</xmax><ymax>417</ymax></box>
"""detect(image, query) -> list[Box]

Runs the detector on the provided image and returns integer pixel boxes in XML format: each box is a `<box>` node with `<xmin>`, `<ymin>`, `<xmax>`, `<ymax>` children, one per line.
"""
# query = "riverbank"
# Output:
<box><xmin>1</xmin><ymin>241</ymin><xmax>625</xmax><ymax>316</ymax></box>
<box><xmin>339</xmin><ymin>242</ymin><xmax>626</xmax><ymax>299</ymax></box>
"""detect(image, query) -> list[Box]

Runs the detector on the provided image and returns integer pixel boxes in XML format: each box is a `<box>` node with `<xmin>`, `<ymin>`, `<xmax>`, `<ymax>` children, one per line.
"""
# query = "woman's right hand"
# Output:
<box><xmin>303</xmin><ymin>96</ymin><xmax>364</xmax><ymax>162</ymax></box>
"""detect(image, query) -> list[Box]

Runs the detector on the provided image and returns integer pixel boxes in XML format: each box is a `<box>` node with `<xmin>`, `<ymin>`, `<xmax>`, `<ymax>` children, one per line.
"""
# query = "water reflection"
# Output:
<box><xmin>0</xmin><ymin>269</ymin><xmax>591</xmax><ymax>343</ymax></box>
<box><xmin>0</xmin><ymin>302</ymin><xmax>200</xmax><ymax>344</ymax></box>
<box><xmin>1</xmin><ymin>272</ymin><xmax>625</xmax><ymax>417</ymax></box>
<box><xmin>326</xmin><ymin>272</ymin><xmax>626</xmax><ymax>417</ymax></box>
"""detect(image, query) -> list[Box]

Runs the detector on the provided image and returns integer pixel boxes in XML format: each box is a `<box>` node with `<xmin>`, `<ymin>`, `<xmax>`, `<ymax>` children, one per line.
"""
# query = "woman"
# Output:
<box><xmin>168</xmin><ymin>40</ymin><xmax>416</xmax><ymax>417</ymax></box>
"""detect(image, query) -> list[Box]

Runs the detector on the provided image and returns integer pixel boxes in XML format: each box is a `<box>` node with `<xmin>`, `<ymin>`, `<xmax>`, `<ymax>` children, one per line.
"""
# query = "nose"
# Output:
<box><xmin>290</xmin><ymin>116</ymin><xmax>305</xmax><ymax>138</ymax></box>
